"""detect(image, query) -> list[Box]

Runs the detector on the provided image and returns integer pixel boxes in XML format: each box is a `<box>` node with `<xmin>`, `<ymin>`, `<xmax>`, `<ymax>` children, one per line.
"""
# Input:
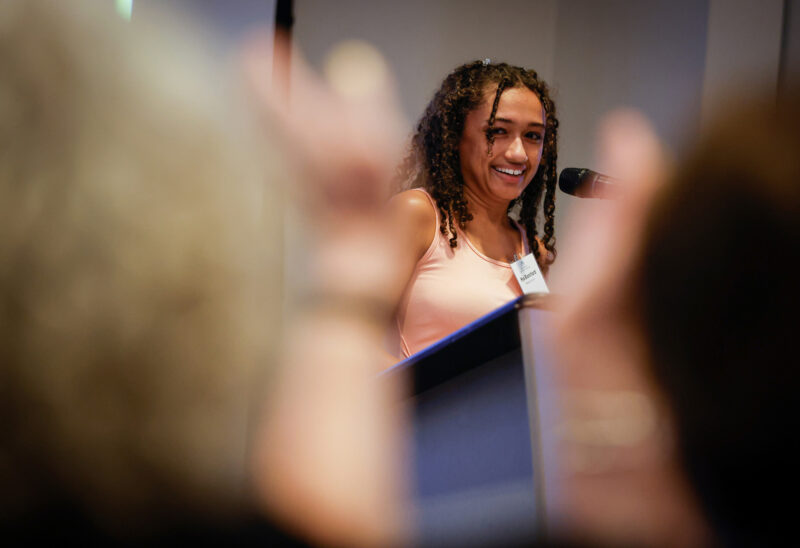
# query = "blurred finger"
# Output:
<box><xmin>595</xmin><ymin>108</ymin><xmax>669</xmax><ymax>203</ymax></box>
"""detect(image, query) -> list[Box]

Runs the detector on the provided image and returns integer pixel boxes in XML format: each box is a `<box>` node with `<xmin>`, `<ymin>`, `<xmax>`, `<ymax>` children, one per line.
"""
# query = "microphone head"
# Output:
<box><xmin>558</xmin><ymin>168</ymin><xmax>590</xmax><ymax>196</ymax></box>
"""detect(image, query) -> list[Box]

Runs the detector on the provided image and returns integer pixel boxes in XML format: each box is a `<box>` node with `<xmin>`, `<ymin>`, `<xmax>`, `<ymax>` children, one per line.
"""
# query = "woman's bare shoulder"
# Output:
<box><xmin>388</xmin><ymin>189</ymin><xmax>437</xmax><ymax>262</ymax></box>
<box><xmin>390</xmin><ymin>189</ymin><xmax>436</xmax><ymax>223</ymax></box>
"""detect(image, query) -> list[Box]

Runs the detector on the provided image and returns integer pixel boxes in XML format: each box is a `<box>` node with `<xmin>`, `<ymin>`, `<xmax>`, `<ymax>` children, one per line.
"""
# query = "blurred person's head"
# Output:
<box><xmin>552</xmin><ymin>93</ymin><xmax>799</xmax><ymax>545</ymax></box>
<box><xmin>0</xmin><ymin>0</ymin><xmax>282</xmax><ymax>535</ymax></box>
<box><xmin>634</xmin><ymin>89</ymin><xmax>800</xmax><ymax>546</ymax></box>
<box><xmin>399</xmin><ymin>60</ymin><xmax>559</xmax><ymax>269</ymax></box>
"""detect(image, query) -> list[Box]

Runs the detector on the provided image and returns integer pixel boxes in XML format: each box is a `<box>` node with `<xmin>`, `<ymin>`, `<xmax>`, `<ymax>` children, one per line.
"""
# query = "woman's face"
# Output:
<box><xmin>458</xmin><ymin>85</ymin><xmax>545</xmax><ymax>204</ymax></box>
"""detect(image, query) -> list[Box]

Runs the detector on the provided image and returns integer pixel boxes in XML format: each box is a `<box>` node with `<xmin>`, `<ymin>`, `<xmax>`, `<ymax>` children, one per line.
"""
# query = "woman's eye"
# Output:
<box><xmin>526</xmin><ymin>132</ymin><xmax>543</xmax><ymax>141</ymax></box>
<box><xmin>486</xmin><ymin>127</ymin><xmax>506</xmax><ymax>136</ymax></box>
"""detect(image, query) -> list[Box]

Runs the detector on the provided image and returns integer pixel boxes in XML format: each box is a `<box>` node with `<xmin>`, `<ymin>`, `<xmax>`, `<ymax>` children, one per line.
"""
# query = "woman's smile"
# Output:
<box><xmin>492</xmin><ymin>165</ymin><xmax>527</xmax><ymax>184</ymax></box>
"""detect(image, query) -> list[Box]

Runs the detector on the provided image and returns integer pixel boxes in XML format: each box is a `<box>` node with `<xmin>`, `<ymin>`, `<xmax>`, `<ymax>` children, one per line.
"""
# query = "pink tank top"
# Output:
<box><xmin>394</xmin><ymin>188</ymin><xmax>529</xmax><ymax>358</ymax></box>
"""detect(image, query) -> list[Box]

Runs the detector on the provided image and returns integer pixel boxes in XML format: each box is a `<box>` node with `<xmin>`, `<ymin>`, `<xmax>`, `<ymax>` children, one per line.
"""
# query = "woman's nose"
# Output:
<box><xmin>505</xmin><ymin>136</ymin><xmax>528</xmax><ymax>163</ymax></box>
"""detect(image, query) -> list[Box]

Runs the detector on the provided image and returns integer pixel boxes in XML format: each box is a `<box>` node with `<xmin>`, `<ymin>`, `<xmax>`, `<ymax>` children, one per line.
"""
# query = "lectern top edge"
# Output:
<box><xmin>382</xmin><ymin>294</ymin><xmax>555</xmax><ymax>396</ymax></box>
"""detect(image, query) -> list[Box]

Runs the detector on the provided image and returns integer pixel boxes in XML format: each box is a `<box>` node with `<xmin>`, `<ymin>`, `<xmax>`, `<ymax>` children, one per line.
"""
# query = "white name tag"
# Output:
<box><xmin>511</xmin><ymin>253</ymin><xmax>549</xmax><ymax>295</ymax></box>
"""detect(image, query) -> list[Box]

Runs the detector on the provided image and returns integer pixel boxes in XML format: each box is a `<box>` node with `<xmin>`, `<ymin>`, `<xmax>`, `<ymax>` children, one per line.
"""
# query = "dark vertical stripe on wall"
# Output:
<box><xmin>273</xmin><ymin>0</ymin><xmax>294</xmax><ymax>101</ymax></box>
<box><xmin>275</xmin><ymin>0</ymin><xmax>294</xmax><ymax>32</ymax></box>
<box><xmin>779</xmin><ymin>0</ymin><xmax>800</xmax><ymax>92</ymax></box>
<box><xmin>778</xmin><ymin>0</ymin><xmax>790</xmax><ymax>91</ymax></box>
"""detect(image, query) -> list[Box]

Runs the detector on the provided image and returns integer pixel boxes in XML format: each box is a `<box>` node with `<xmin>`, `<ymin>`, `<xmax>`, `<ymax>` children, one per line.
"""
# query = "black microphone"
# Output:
<box><xmin>558</xmin><ymin>168</ymin><xmax>619</xmax><ymax>199</ymax></box>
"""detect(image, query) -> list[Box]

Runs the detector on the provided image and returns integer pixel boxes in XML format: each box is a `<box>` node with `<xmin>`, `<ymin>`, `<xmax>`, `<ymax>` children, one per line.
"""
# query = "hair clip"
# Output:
<box><xmin>482</xmin><ymin>58</ymin><xmax>491</xmax><ymax>66</ymax></box>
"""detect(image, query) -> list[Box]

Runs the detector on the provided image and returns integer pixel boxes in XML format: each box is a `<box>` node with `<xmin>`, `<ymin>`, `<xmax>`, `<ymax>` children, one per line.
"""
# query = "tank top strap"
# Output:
<box><xmin>410</xmin><ymin>187</ymin><xmax>438</xmax><ymax>222</ymax></box>
<box><xmin>409</xmin><ymin>187</ymin><xmax>529</xmax><ymax>259</ymax></box>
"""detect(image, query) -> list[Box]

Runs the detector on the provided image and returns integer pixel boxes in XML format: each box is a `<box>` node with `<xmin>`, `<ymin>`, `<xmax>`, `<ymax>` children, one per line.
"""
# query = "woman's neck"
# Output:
<box><xmin>462</xmin><ymin>186</ymin><xmax>512</xmax><ymax>227</ymax></box>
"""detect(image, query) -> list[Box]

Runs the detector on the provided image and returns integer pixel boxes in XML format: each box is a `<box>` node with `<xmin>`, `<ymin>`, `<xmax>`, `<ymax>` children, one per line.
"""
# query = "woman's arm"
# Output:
<box><xmin>387</xmin><ymin>189</ymin><xmax>437</xmax><ymax>297</ymax></box>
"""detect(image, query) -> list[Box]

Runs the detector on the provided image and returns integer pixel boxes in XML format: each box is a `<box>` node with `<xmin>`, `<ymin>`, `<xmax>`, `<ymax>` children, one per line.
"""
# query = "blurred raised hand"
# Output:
<box><xmin>243</xmin><ymin>31</ymin><xmax>404</xmax><ymax>228</ymax></box>
<box><xmin>549</xmin><ymin>111</ymin><xmax>710</xmax><ymax>546</ymax></box>
<box><xmin>241</xmin><ymin>32</ymin><xmax>410</xmax><ymax>547</ymax></box>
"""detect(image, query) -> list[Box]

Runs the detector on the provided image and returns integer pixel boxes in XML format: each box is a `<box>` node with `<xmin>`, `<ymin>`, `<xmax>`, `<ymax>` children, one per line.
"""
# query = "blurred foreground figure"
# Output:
<box><xmin>634</xmin><ymin>90</ymin><xmax>799</xmax><ymax>547</ymax></box>
<box><xmin>554</xmin><ymin>93</ymin><xmax>799</xmax><ymax>547</ymax></box>
<box><xmin>0</xmin><ymin>1</ymin><xmax>407</xmax><ymax>545</ymax></box>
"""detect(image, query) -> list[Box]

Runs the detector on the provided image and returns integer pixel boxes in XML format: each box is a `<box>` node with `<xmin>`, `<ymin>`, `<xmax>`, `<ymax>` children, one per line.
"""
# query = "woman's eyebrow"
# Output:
<box><xmin>489</xmin><ymin>117</ymin><xmax>545</xmax><ymax>128</ymax></box>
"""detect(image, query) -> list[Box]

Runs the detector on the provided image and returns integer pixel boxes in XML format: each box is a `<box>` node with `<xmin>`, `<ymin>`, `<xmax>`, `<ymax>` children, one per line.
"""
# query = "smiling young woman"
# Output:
<box><xmin>388</xmin><ymin>61</ymin><xmax>559</xmax><ymax>359</ymax></box>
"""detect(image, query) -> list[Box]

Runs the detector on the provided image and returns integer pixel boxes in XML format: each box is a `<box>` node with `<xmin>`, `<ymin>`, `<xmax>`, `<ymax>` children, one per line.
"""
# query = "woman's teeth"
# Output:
<box><xmin>494</xmin><ymin>166</ymin><xmax>524</xmax><ymax>176</ymax></box>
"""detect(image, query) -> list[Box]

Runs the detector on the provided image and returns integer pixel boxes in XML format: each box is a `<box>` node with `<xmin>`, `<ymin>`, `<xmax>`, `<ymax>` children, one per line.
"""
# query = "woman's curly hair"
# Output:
<box><xmin>398</xmin><ymin>60</ymin><xmax>559</xmax><ymax>268</ymax></box>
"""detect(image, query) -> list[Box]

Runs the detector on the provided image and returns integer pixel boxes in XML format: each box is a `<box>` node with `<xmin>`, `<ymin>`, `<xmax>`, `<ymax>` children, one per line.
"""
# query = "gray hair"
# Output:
<box><xmin>0</xmin><ymin>0</ymin><xmax>283</xmax><ymax>530</ymax></box>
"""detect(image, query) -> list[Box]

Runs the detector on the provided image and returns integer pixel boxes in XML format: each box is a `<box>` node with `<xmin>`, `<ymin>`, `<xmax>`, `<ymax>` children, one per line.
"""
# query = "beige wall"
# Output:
<box><xmin>701</xmin><ymin>0</ymin><xmax>784</xmax><ymax>130</ymax></box>
<box><xmin>294</xmin><ymin>0</ymin><xmax>559</xmax><ymax>128</ymax></box>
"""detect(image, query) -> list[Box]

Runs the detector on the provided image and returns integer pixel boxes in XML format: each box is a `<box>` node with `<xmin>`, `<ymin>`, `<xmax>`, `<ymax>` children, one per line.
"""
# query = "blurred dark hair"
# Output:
<box><xmin>398</xmin><ymin>60</ymin><xmax>558</xmax><ymax>268</ymax></box>
<box><xmin>636</xmin><ymin>89</ymin><xmax>800</xmax><ymax>546</ymax></box>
